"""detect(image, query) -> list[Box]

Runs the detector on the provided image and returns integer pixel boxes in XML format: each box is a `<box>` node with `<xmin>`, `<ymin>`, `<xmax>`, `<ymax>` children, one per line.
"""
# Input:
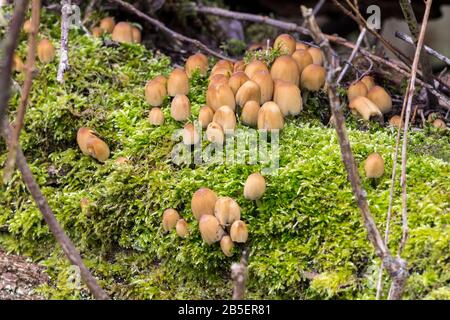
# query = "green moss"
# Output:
<box><xmin>0</xmin><ymin>10</ymin><xmax>449</xmax><ymax>300</ymax></box>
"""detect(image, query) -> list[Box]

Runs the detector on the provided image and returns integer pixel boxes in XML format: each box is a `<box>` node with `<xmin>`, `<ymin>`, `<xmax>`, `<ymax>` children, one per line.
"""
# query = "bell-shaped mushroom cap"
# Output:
<box><xmin>251</xmin><ymin>70</ymin><xmax>274</xmax><ymax>104</ymax></box>
<box><xmin>257</xmin><ymin>101</ymin><xmax>285</xmax><ymax>131</ymax></box>
<box><xmin>367</xmin><ymin>86</ymin><xmax>392</xmax><ymax>114</ymax></box>
<box><xmin>347</xmin><ymin>81</ymin><xmax>368</xmax><ymax>101</ymax></box>
<box><xmin>228</xmin><ymin>71</ymin><xmax>250</xmax><ymax>95</ymax></box>
<box><xmin>162</xmin><ymin>208</ymin><xmax>180</xmax><ymax>232</ymax></box>
<box><xmin>230</xmin><ymin>220</ymin><xmax>249</xmax><ymax>243</ymax></box>
<box><xmin>244</xmin><ymin>60</ymin><xmax>269</xmax><ymax>79</ymax></box>
<box><xmin>241</xmin><ymin>100</ymin><xmax>260</xmax><ymax>127</ymax></box>
<box><xmin>77</xmin><ymin>127</ymin><xmax>95</xmax><ymax>155</ymax></box>
<box><xmin>182</xmin><ymin>123</ymin><xmax>200</xmax><ymax>145</ymax></box>
<box><xmin>86</xmin><ymin>136</ymin><xmax>110</xmax><ymax>162</ymax></box>
<box><xmin>360</xmin><ymin>75</ymin><xmax>376</xmax><ymax>91</ymax></box>
<box><xmin>148</xmin><ymin>107</ymin><xmax>165</xmax><ymax>125</ymax></box>
<box><xmin>210</xmin><ymin>67</ymin><xmax>232</xmax><ymax>79</ymax></box>
<box><xmin>233</xmin><ymin>60</ymin><xmax>246</xmax><ymax>72</ymax></box>
<box><xmin>152</xmin><ymin>75</ymin><xmax>167</xmax><ymax>86</ymax></box>
<box><xmin>388</xmin><ymin>115</ymin><xmax>403</xmax><ymax>128</ymax></box>
<box><xmin>212</xmin><ymin>59</ymin><xmax>234</xmax><ymax>74</ymax></box>
<box><xmin>145</xmin><ymin>80</ymin><xmax>167</xmax><ymax>107</ymax></box>
<box><xmin>433</xmin><ymin>118</ymin><xmax>447</xmax><ymax>129</ymax></box>
<box><xmin>91</xmin><ymin>27</ymin><xmax>104</xmax><ymax>38</ymax></box>
<box><xmin>244</xmin><ymin>172</ymin><xmax>266</xmax><ymax>200</ymax></box>
<box><xmin>292</xmin><ymin>49</ymin><xmax>314</xmax><ymax>74</ymax></box>
<box><xmin>100</xmin><ymin>17</ymin><xmax>115</xmax><ymax>33</ymax></box>
<box><xmin>176</xmin><ymin>219</ymin><xmax>189</xmax><ymax>238</ymax></box>
<box><xmin>214</xmin><ymin>197</ymin><xmax>241</xmax><ymax>226</ymax></box>
<box><xmin>236</xmin><ymin>80</ymin><xmax>261</xmax><ymax>107</ymax></box>
<box><xmin>206</xmin><ymin>122</ymin><xmax>225</xmax><ymax>145</ymax></box>
<box><xmin>296</xmin><ymin>42</ymin><xmax>309</xmax><ymax>51</ymax></box>
<box><xmin>12</xmin><ymin>54</ymin><xmax>24</xmax><ymax>72</ymax></box>
<box><xmin>198</xmin><ymin>106</ymin><xmax>214</xmax><ymax>129</ymax></box>
<box><xmin>132</xmin><ymin>26</ymin><xmax>142</xmax><ymax>43</ymax></box>
<box><xmin>273</xmin><ymin>81</ymin><xmax>302</xmax><ymax>116</ymax></box>
<box><xmin>274</xmin><ymin>33</ymin><xmax>296</xmax><ymax>55</ymax></box>
<box><xmin>37</xmin><ymin>38</ymin><xmax>55</xmax><ymax>63</ymax></box>
<box><xmin>170</xmin><ymin>94</ymin><xmax>191</xmax><ymax>121</ymax></box>
<box><xmin>114</xmin><ymin>156</ymin><xmax>130</xmax><ymax>166</ymax></box>
<box><xmin>111</xmin><ymin>22</ymin><xmax>134</xmax><ymax>44</ymax></box>
<box><xmin>23</xmin><ymin>19</ymin><xmax>33</xmax><ymax>33</ymax></box>
<box><xmin>307</xmin><ymin>47</ymin><xmax>324</xmax><ymax>66</ymax></box>
<box><xmin>364</xmin><ymin>153</ymin><xmax>385</xmax><ymax>179</ymax></box>
<box><xmin>191</xmin><ymin>187</ymin><xmax>218</xmax><ymax>220</ymax></box>
<box><xmin>206</xmin><ymin>83</ymin><xmax>236</xmax><ymax>112</ymax></box>
<box><xmin>300</xmin><ymin>64</ymin><xmax>326</xmax><ymax>91</ymax></box>
<box><xmin>199</xmin><ymin>215</ymin><xmax>225</xmax><ymax>245</ymax></box>
<box><xmin>208</xmin><ymin>74</ymin><xmax>229</xmax><ymax>88</ymax></box>
<box><xmin>220</xmin><ymin>235</ymin><xmax>234</xmax><ymax>257</ymax></box>
<box><xmin>167</xmin><ymin>68</ymin><xmax>189</xmax><ymax>96</ymax></box>
<box><xmin>349</xmin><ymin>96</ymin><xmax>382</xmax><ymax>121</ymax></box>
<box><xmin>185</xmin><ymin>53</ymin><xmax>209</xmax><ymax>77</ymax></box>
<box><xmin>212</xmin><ymin>105</ymin><xmax>237</xmax><ymax>131</ymax></box>
<box><xmin>270</xmin><ymin>55</ymin><xmax>300</xmax><ymax>86</ymax></box>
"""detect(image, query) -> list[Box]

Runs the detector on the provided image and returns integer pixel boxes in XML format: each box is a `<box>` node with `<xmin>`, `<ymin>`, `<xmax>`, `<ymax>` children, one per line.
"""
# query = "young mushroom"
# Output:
<box><xmin>37</xmin><ymin>38</ymin><xmax>55</xmax><ymax>63</ymax></box>
<box><xmin>100</xmin><ymin>17</ymin><xmax>115</xmax><ymax>33</ymax></box>
<box><xmin>273</xmin><ymin>81</ymin><xmax>302</xmax><ymax>116</ymax></box>
<box><xmin>347</xmin><ymin>81</ymin><xmax>368</xmax><ymax>101</ymax></box>
<box><xmin>214</xmin><ymin>197</ymin><xmax>241</xmax><ymax>226</ymax></box>
<box><xmin>220</xmin><ymin>235</ymin><xmax>234</xmax><ymax>257</ymax></box>
<box><xmin>185</xmin><ymin>53</ymin><xmax>209</xmax><ymax>77</ymax></box>
<box><xmin>167</xmin><ymin>68</ymin><xmax>189</xmax><ymax>96</ymax></box>
<box><xmin>198</xmin><ymin>106</ymin><xmax>214</xmax><ymax>129</ymax></box>
<box><xmin>244</xmin><ymin>60</ymin><xmax>269</xmax><ymax>79</ymax></box>
<box><xmin>76</xmin><ymin>127</ymin><xmax>110</xmax><ymax>162</ymax></box>
<box><xmin>12</xmin><ymin>54</ymin><xmax>24</xmax><ymax>72</ymax></box>
<box><xmin>23</xmin><ymin>19</ymin><xmax>33</xmax><ymax>33</ymax></box>
<box><xmin>212</xmin><ymin>105</ymin><xmax>236</xmax><ymax>131</ymax></box>
<box><xmin>228</xmin><ymin>71</ymin><xmax>250</xmax><ymax>95</ymax></box>
<box><xmin>191</xmin><ymin>187</ymin><xmax>218</xmax><ymax>220</ymax></box>
<box><xmin>273</xmin><ymin>33</ymin><xmax>296</xmax><ymax>55</ymax></box>
<box><xmin>162</xmin><ymin>208</ymin><xmax>180</xmax><ymax>232</ymax></box>
<box><xmin>230</xmin><ymin>220</ymin><xmax>248</xmax><ymax>243</ymax></box>
<box><xmin>367</xmin><ymin>86</ymin><xmax>392</xmax><ymax>114</ymax></box>
<box><xmin>241</xmin><ymin>100</ymin><xmax>260</xmax><ymax>127</ymax></box>
<box><xmin>364</xmin><ymin>153</ymin><xmax>385</xmax><ymax>180</ymax></box>
<box><xmin>251</xmin><ymin>70</ymin><xmax>274</xmax><ymax>104</ymax></box>
<box><xmin>91</xmin><ymin>27</ymin><xmax>104</xmax><ymax>38</ymax></box>
<box><xmin>360</xmin><ymin>75</ymin><xmax>376</xmax><ymax>90</ymax></box>
<box><xmin>257</xmin><ymin>101</ymin><xmax>285</xmax><ymax>131</ymax></box>
<box><xmin>388</xmin><ymin>115</ymin><xmax>403</xmax><ymax>128</ymax></box>
<box><xmin>132</xmin><ymin>26</ymin><xmax>142</xmax><ymax>43</ymax></box>
<box><xmin>148</xmin><ymin>107</ymin><xmax>165</xmax><ymax>125</ymax></box>
<box><xmin>243</xmin><ymin>172</ymin><xmax>266</xmax><ymax>200</ymax></box>
<box><xmin>176</xmin><ymin>219</ymin><xmax>189</xmax><ymax>238</ymax></box>
<box><xmin>270</xmin><ymin>55</ymin><xmax>300</xmax><ymax>86</ymax></box>
<box><xmin>349</xmin><ymin>96</ymin><xmax>382</xmax><ymax>121</ymax></box>
<box><xmin>236</xmin><ymin>80</ymin><xmax>261</xmax><ymax>107</ymax></box>
<box><xmin>199</xmin><ymin>215</ymin><xmax>225</xmax><ymax>245</ymax></box>
<box><xmin>111</xmin><ymin>22</ymin><xmax>134</xmax><ymax>44</ymax></box>
<box><xmin>300</xmin><ymin>64</ymin><xmax>326</xmax><ymax>92</ymax></box>
<box><xmin>145</xmin><ymin>79</ymin><xmax>167</xmax><ymax>107</ymax></box>
<box><xmin>432</xmin><ymin>118</ymin><xmax>447</xmax><ymax>129</ymax></box>
<box><xmin>292</xmin><ymin>49</ymin><xmax>313</xmax><ymax>74</ymax></box>
<box><xmin>233</xmin><ymin>60</ymin><xmax>246</xmax><ymax>72</ymax></box>
<box><xmin>182</xmin><ymin>123</ymin><xmax>200</xmax><ymax>145</ymax></box>
<box><xmin>206</xmin><ymin>83</ymin><xmax>236</xmax><ymax>112</ymax></box>
<box><xmin>170</xmin><ymin>94</ymin><xmax>191</xmax><ymax>121</ymax></box>
<box><xmin>206</xmin><ymin>122</ymin><xmax>225</xmax><ymax>145</ymax></box>
<box><xmin>307</xmin><ymin>47</ymin><xmax>324</xmax><ymax>66</ymax></box>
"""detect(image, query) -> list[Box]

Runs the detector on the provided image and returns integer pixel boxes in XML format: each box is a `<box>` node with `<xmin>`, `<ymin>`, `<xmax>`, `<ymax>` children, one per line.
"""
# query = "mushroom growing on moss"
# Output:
<box><xmin>244</xmin><ymin>172</ymin><xmax>266</xmax><ymax>200</ymax></box>
<box><xmin>220</xmin><ymin>235</ymin><xmax>234</xmax><ymax>257</ymax></box>
<box><xmin>292</xmin><ymin>49</ymin><xmax>313</xmax><ymax>74</ymax></box>
<box><xmin>364</xmin><ymin>153</ymin><xmax>384</xmax><ymax>179</ymax></box>
<box><xmin>432</xmin><ymin>118</ymin><xmax>447</xmax><ymax>129</ymax></box>
<box><xmin>233</xmin><ymin>60</ymin><xmax>246</xmax><ymax>72</ymax></box>
<box><xmin>162</xmin><ymin>208</ymin><xmax>180</xmax><ymax>232</ymax></box>
<box><xmin>300</xmin><ymin>64</ymin><xmax>325</xmax><ymax>92</ymax></box>
<box><xmin>273</xmin><ymin>81</ymin><xmax>302</xmax><ymax>116</ymax></box>
<box><xmin>37</xmin><ymin>38</ymin><xmax>55</xmax><ymax>63</ymax></box>
<box><xmin>308</xmin><ymin>47</ymin><xmax>324</xmax><ymax>66</ymax></box>
<box><xmin>236</xmin><ymin>80</ymin><xmax>261</xmax><ymax>107</ymax></box>
<box><xmin>176</xmin><ymin>219</ymin><xmax>189</xmax><ymax>238</ymax></box>
<box><xmin>367</xmin><ymin>86</ymin><xmax>392</xmax><ymax>114</ymax></box>
<box><xmin>270</xmin><ymin>55</ymin><xmax>300</xmax><ymax>86</ymax></box>
<box><xmin>167</xmin><ymin>68</ymin><xmax>189</xmax><ymax>96</ymax></box>
<box><xmin>145</xmin><ymin>79</ymin><xmax>167</xmax><ymax>107</ymax></box>
<box><xmin>389</xmin><ymin>115</ymin><xmax>403</xmax><ymax>128</ymax></box>
<box><xmin>23</xmin><ymin>19</ymin><xmax>33</xmax><ymax>33</ymax></box>
<box><xmin>170</xmin><ymin>94</ymin><xmax>191</xmax><ymax>121</ymax></box>
<box><xmin>111</xmin><ymin>22</ymin><xmax>134</xmax><ymax>44</ymax></box>
<box><xmin>206</xmin><ymin>83</ymin><xmax>236</xmax><ymax>112</ymax></box>
<box><xmin>182</xmin><ymin>123</ymin><xmax>200</xmax><ymax>145</ymax></box>
<box><xmin>241</xmin><ymin>100</ymin><xmax>260</xmax><ymax>127</ymax></box>
<box><xmin>214</xmin><ymin>197</ymin><xmax>241</xmax><ymax>226</ymax></box>
<box><xmin>228</xmin><ymin>71</ymin><xmax>250</xmax><ymax>95</ymax></box>
<box><xmin>230</xmin><ymin>220</ymin><xmax>248</xmax><ymax>243</ymax></box>
<box><xmin>199</xmin><ymin>215</ymin><xmax>225</xmax><ymax>245</ymax></box>
<box><xmin>206</xmin><ymin>122</ymin><xmax>225</xmax><ymax>145</ymax></box>
<box><xmin>251</xmin><ymin>70</ymin><xmax>273</xmax><ymax>104</ymax></box>
<box><xmin>212</xmin><ymin>105</ymin><xmax>236</xmax><ymax>131</ymax></box>
<box><xmin>185</xmin><ymin>53</ymin><xmax>209</xmax><ymax>77</ymax></box>
<box><xmin>132</xmin><ymin>26</ymin><xmax>142</xmax><ymax>43</ymax></box>
<box><xmin>148</xmin><ymin>107</ymin><xmax>165</xmax><ymax>126</ymax></box>
<box><xmin>198</xmin><ymin>106</ymin><xmax>214</xmax><ymax>129</ymax></box>
<box><xmin>12</xmin><ymin>54</ymin><xmax>24</xmax><ymax>72</ymax></box>
<box><xmin>100</xmin><ymin>17</ymin><xmax>115</xmax><ymax>33</ymax></box>
<box><xmin>347</xmin><ymin>81</ymin><xmax>368</xmax><ymax>101</ymax></box>
<box><xmin>91</xmin><ymin>27</ymin><xmax>104</xmax><ymax>38</ymax></box>
<box><xmin>349</xmin><ymin>96</ymin><xmax>382</xmax><ymax>121</ymax></box>
<box><xmin>76</xmin><ymin>127</ymin><xmax>110</xmax><ymax>162</ymax></box>
<box><xmin>191</xmin><ymin>188</ymin><xmax>218</xmax><ymax>220</ymax></box>
<box><xmin>360</xmin><ymin>75</ymin><xmax>376</xmax><ymax>91</ymax></box>
<box><xmin>274</xmin><ymin>33</ymin><xmax>296</xmax><ymax>55</ymax></box>
<box><xmin>244</xmin><ymin>60</ymin><xmax>269</xmax><ymax>79</ymax></box>
<box><xmin>257</xmin><ymin>101</ymin><xmax>285</xmax><ymax>131</ymax></box>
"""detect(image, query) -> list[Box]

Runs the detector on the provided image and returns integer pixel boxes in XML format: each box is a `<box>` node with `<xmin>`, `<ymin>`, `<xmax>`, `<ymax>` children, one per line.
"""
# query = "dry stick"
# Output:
<box><xmin>231</xmin><ymin>248</ymin><xmax>250</xmax><ymax>300</ymax></box>
<box><xmin>107</xmin><ymin>0</ymin><xmax>234</xmax><ymax>62</ymax></box>
<box><xmin>57</xmin><ymin>0</ymin><xmax>71</xmax><ymax>83</ymax></box>
<box><xmin>399</xmin><ymin>0</ymin><xmax>437</xmax><ymax>108</ymax></box>
<box><xmin>395</xmin><ymin>31</ymin><xmax>450</xmax><ymax>66</ymax></box>
<box><xmin>0</xmin><ymin>0</ymin><xmax>29</xmax><ymax>123</ymax></box>
<box><xmin>3</xmin><ymin>0</ymin><xmax>41</xmax><ymax>184</ymax></box>
<box><xmin>0</xmin><ymin>2</ymin><xmax>109</xmax><ymax>301</ymax></box>
<box><xmin>191</xmin><ymin>4</ymin><xmax>450</xmax><ymax>109</ymax></box>
<box><xmin>398</xmin><ymin>0</ymin><xmax>432</xmax><ymax>257</ymax></box>
<box><xmin>336</xmin><ymin>27</ymin><xmax>367</xmax><ymax>84</ymax></box>
<box><xmin>301</xmin><ymin>5</ymin><xmax>409</xmax><ymax>300</ymax></box>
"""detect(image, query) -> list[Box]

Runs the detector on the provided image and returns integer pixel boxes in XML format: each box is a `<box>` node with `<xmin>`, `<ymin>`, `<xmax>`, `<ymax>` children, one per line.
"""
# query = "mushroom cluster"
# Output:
<box><xmin>91</xmin><ymin>17</ymin><xmax>142</xmax><ymax>44</ymax></box>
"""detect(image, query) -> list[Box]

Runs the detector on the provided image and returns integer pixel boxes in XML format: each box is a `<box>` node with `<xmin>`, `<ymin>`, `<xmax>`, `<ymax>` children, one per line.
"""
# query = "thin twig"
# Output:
<box><xmin>395</xmin><ymin>31</ymin><xmax>450</xmax><ymax>66</ymax></box>
<box><xmin>301</xmin><ymin>5</ymin><xmax>409</xmax><ymax>300</ymax></box>
<box><xmin>57</xmin><ymin>0</ymin><xmax>71</xmax><ymax>83</ymax></box>
<box><xmin>336</xmin><ymin>27</ymin><xmax>366</xmax><ymax>84</ymax></box>
<box><xmin>231</xmin><ymin>248</ymin><xmax>250</xmax><ymax>300</ymax></box>
<box><xmin>3</xmin><ymin>0</ymin><xmax>41</xmax><ymax>184</ymax></box>
<box><xmin>82</xmin><ymin>0</ymin><xmax>97</xmax><ymax>24</ymax></box>
<box><xmin>398</xmin><ymin>0</ymin><xmax>432</xmax><ymax>256</ymax></box>
<box><xmin>108</xmin><ymin>0</ymin><xmax>234</xmax><ymax>61</ymax></box>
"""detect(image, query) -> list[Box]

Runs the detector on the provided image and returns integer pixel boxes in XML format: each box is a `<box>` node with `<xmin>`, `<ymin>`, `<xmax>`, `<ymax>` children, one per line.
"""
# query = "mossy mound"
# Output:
<box><xmin>1</xmin><ymin>10</ymin><xmax>449</xmax><ymax>300</ymax></box>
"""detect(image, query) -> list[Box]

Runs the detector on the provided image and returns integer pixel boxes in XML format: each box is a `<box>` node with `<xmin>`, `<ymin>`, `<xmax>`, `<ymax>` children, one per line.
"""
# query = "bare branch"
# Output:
<box><xmin>108</xmin><ymin>0</ymin><xmax>234</xmax><ymax>62</ymax></box>
<box><xmin>336</xmin><ymin>27</ymin><xmax>366</xmax><ymax>84</ymax></box>
<box><xmin>3</xmin><ymin>0</ymin><xmax>41</xmax><ymax>184</ymax></box>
